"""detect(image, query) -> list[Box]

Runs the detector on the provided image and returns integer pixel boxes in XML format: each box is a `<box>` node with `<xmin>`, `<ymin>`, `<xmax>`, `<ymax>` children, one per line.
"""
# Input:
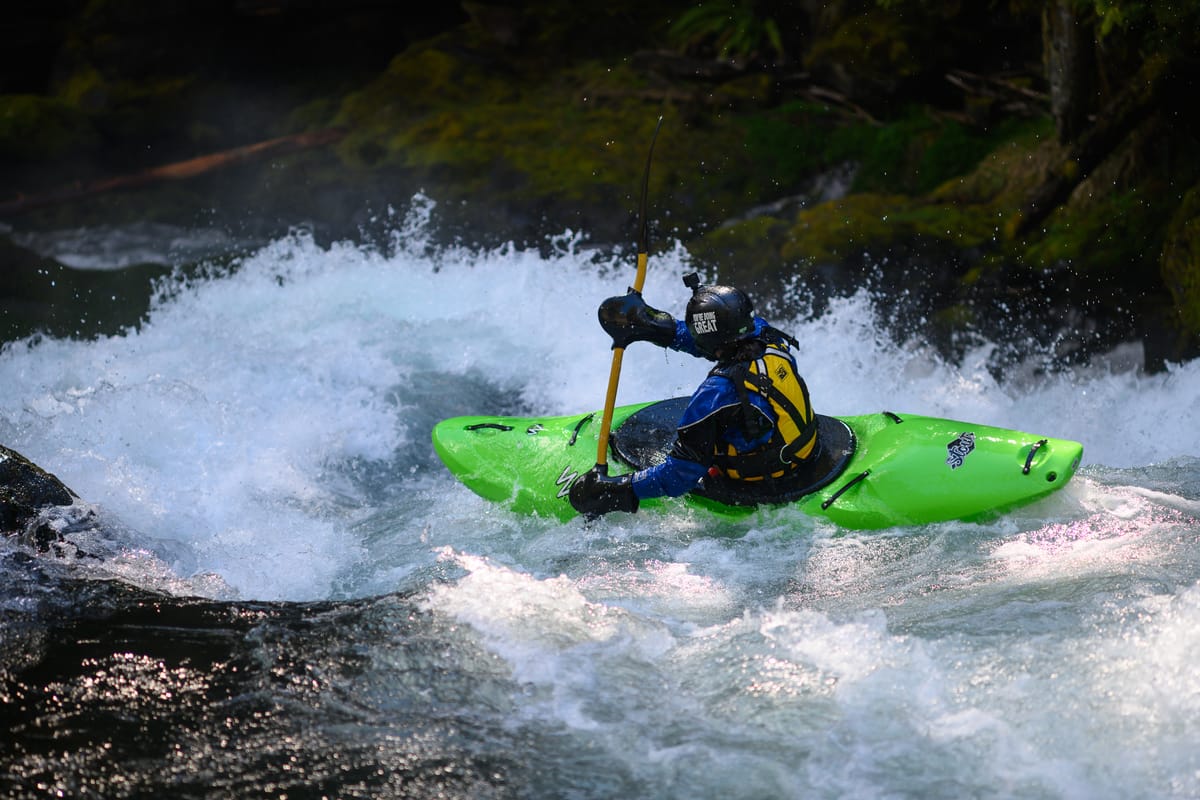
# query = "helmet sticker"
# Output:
<box><xmin>946</xmin><ymin>432</ymin><xmax>976</xmax><ymax>469</ymax></box>
<box><xmin>691</xmin><ymin>310</ymin><xmax>719</xmax><ymax>335</ymax></box>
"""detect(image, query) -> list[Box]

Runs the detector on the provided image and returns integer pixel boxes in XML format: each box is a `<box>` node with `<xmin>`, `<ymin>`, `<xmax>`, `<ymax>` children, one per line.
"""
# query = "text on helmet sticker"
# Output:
<box><xmin>692</xmin><ymin>311</ymin><xmax>719</xmax><ymax>335</ymax></box>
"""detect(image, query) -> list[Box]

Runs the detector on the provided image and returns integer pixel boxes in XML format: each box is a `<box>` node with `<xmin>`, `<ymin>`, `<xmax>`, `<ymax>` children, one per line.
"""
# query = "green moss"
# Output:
<box><xmin>1160</xmin><ymin>183</ymin><xmax>1200</xmax><ymax>334</ymax></box>
<box><xmin>0</xmin><ymin>94</ymin><xmax>97</xmax><ymax>160</ymax></box>
<box><xmin>322</xmin><ymin>16</ymin><xmax>1055</xmax><ymax>254</ymax></box>
<box><xmin>332</xmin><ymin>39</ymin><xmax>778</xmax><ymax>236</ymax></box>
<box><xmin>852</xmin><ymin>112</ymin><xmax>1049</xmax><ymax>196</ymax></box>
<box><xmin>686</xmin><ymin>215</ymin><xmax>792</xmax><ymax>287</ymax></box>
<box><xmin>932</xmin><ymin>302</ymin><xmax>977</xmax><ymax>331</ymax></box>
<box><xmin>742</xmin><ymin>103</ymin><xmax>1049</xmax><ymax>201</ymax></box>
<box><xmin>916</xmin><ymin>118</ymin><xmax>1032</xmax><ymax>193</ymax></box>
<box><xmin>333</xmin><ymin>36</ymin><xmax>518</xmax><ymax>169</ymax></box>
<box><xmin>780</xmin><ymin>191</ymin><xmax>1000</xmax><ymax>266</ymax></box>
<box><xmin>376</xmin><ymin>96</ymin><xmax>673</xmax><ymax>204</ymax></box>
<box><xmin>1023</xmin><ymin>189</ymin><xmax>1164</xmax><ymax>276</ymax></box>
<box><xmin>55</xmin><ymin>64</ymin><xmax>109</xmax><ymax>111</ymax></box>
<box><xmin>782</xmin><ymin>193</ymin><xmax>910</xmax><ymax>263</ymax></box>
<box><xmin>930</xmin><ymin>123</ymin><xmax>1058</xmax><ymax>207</ymax></box>
<box><xmin>706</xmin><ymin>73</ymin><xmax>775</xmax><ymax>111</ymax></box>
<box><xmin>960</xmin><ymin>264</ymin><xmax>986</xmax><ymax>286</ymax></box>
<box><xmin>806</xmin><ymin>8</ymin><xmax>923</xmax><ymax>83</ymax></box>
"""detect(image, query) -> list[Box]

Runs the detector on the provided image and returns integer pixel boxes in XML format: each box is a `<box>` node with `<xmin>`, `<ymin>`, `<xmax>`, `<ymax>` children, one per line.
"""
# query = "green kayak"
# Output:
<box><xmin>431</xmin><ymin>397</ymin><xmax>1084</xmax><ymax>528</ymax></box>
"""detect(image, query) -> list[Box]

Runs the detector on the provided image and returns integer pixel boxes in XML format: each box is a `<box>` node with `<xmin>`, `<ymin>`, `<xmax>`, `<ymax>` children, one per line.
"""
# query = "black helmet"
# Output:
<box><xmin>683</xmin><ymin>273</ymin><xmax>754</xmax><ymax>358</ymax></box>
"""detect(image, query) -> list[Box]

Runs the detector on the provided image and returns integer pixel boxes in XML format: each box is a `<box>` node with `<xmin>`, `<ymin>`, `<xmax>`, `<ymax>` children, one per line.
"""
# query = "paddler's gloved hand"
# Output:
<box><xmin>569</xmin><ymin>468</ymin><xmax>639</xmax><ymax>517</ymax></box>
<box><xmin>598</xmin><ymin>289</ymin><xmax>676</xmax><ymax>349</ymax></box>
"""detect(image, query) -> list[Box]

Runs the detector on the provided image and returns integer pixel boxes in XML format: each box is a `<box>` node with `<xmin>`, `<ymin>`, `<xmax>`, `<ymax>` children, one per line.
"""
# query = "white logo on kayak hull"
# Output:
<box><xmin>556</xmin><ymin>465</ymin><xmax>579</xmax><ymax>498</ymax></box>
<box><xmin>946</xmin><ymin>432</ymin><xmax>976</xmax><ymax>469</ymax></box>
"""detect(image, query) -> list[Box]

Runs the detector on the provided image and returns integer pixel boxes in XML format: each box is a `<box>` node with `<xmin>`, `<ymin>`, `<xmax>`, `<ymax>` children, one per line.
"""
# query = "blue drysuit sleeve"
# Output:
<box><xmin>668</xmin><ymin>319</ymin><xmax>706</xmax><ymax>357</ymax></box>
<box><xmin>632</xmin><ymin>454</ymin><xmax>710</xmax><ymax>499</ymax></box>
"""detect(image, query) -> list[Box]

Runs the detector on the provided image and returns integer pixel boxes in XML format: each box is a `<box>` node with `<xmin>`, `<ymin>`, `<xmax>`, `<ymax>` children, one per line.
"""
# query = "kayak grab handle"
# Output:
<box><xmin>1022</xmin><ymin>439</ymin><xmax>1048</xmax><ymax>475</ymax></box>
<box><xmin>569</xmin><ymin>413</ymin><xmax>595</xmax><ymax>446</ymax></box>
<box><xmin>466</xmin><ymin>423</ymin><xmax>514</xmax><ymax>432</ymax></box>
<box><xmin>821</xmin><ymin>469</ymin><xmax>871</xmax><ymax>510</ymax></box>
<box><xmin>883</xmin><ymin>412</ymin><xmax>904</xmax><ymax>424</ymax></box>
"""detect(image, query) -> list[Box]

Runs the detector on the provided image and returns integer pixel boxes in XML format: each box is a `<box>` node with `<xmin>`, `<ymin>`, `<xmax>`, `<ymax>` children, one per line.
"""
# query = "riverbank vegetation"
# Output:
<box><xmin>2</xmin><ymin>0</ymin><xmax>1198</xmax><ymax>369</ymax></box>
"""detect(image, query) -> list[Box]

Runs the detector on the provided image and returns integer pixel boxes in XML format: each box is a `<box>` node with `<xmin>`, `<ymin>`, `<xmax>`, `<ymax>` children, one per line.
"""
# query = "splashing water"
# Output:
<box><xmin>2</xmin><ymin>199</ymin><xmax>1200</xmax><ymax>798</ymax></box>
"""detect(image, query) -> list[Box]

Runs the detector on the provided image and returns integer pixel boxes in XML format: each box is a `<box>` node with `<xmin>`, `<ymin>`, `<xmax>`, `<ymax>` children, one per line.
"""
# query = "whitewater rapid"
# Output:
<box><xmin>4</xmin><ymin>203</ymin><xmax>1200</xmax><ymax>798</ymax></box>
<box><xmin>2</xmin><ymin>202</ymin><xmax>1199</xmax><ymax>602</ymax></box>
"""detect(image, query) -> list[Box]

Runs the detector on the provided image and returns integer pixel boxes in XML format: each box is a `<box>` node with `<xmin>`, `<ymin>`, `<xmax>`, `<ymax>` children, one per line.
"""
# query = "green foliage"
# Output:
<box><xmin>742</xmin><ymin>103</ymin><xmax>1043</xmax><ymax>197</ymax></box>
<box><xmin>739</xmin><ymin>102</ymin><xmax>839</xmax><ymax>186</ymax></box>
<box><xmin>686</xmin><ymin>215</ymin><xmax>791</xmax><ymax>286</ymax></box>
<box><xmin>805</xmin><ymin>6</ymin><xmax>924</xmax><ymax>84</ymax></box>
<box><xmin>0</xmin><ymin>94</ymin><xmax>97</xmax><ymax>161</ymax></box>
<box><xmin>1161</xmin><ymin>184</ymin><xmax>1200</xmax><ymax>335</ymax></box>
<box><xmin>668</xmin><ymin>1</ymin><xmax>785</xmax><ymax>62</ymax></box>
<box><xmin>1079</xmin><ymin>0</ymin><xmax>1200</xmax><ymax>54</ymax></box>
<box><xmin>779</xmin><ymin>190</ymin><xmax>1004</xmax><ymax>267</ymax></box>
<box><xmin>1023</xmin><ymin>188</ymin><xmax>1164</xmax><ymax>276</ymax></box>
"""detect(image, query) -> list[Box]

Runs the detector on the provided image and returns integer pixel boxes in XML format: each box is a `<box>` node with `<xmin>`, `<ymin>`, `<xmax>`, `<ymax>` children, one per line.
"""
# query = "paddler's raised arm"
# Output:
<box><xmin>596</xmin><ymin>288</ymin><xmax>704</xmax><ymax>356</ymax></box>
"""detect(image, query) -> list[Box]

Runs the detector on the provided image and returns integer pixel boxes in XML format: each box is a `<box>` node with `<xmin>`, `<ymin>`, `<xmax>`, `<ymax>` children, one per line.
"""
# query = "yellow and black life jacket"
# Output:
<box><xmin>709</xmin><ymin>329</ymin><xmax>818</xmax><ymax>481</ymax></box>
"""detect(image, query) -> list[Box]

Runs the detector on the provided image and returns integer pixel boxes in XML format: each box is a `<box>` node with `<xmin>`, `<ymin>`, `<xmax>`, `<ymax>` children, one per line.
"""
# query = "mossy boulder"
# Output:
<box><xmin>330</xmin><ymin>31</ymin><xmax>784</xmax><ymax>244</ymax></box>
<box><xmin>0</xmin><ymin>94</ymin><xmax>97</xmax><ymax>161</ymax></box>
<box><xmin>687</xmin><ymin>108</ymin><xmax>1055</xmax><ymax>286</ymax></box>
<box><xmin>685</xmin><ymin>215</ymin><xmax>793</xmax><ymax>290</ymax></box>
<box><xmin>682</xmin><ymin>116</ymin><xmax>1161</xmax><ymax>366</ymax></box>
<box><xmin>1019</xmin><ymin>115</ymin><xmax>1185</xmax><ymax>279</ymax></box>
<box><xmin>782</xmin><ymin>192</ymin><xmax>913</xmax><ymax>265</ymax></box>
<box><xmin>1161</xmin><ymin>183</ymin><xmax>1200</xmax><ymax>347</ymax></box>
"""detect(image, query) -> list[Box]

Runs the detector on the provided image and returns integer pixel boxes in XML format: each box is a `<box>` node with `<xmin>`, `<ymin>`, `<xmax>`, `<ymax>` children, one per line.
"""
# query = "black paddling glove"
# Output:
<box><xmin>598</xmin><ymin>289</ymin><xmax>676</xmax><ymax>349</ymax></box>
<box><xmin>569</xmin><ymin>468</ymin><xmax>639</xmax><ymax>517</ymax></box>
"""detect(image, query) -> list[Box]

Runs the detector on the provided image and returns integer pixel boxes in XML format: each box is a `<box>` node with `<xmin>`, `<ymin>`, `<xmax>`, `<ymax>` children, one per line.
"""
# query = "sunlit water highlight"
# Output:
<box><xmin>3</xmin><ymin>200</ymin><xmax>1199</xmax><ymax>798</ymax></box>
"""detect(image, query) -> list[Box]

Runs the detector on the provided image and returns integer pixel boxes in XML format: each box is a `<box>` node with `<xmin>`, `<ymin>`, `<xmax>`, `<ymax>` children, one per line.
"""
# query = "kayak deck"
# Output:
<box><xmin>430</xmin><ymin>398</ymin><xmax>1084</xmax><ymax>528</ymax></box>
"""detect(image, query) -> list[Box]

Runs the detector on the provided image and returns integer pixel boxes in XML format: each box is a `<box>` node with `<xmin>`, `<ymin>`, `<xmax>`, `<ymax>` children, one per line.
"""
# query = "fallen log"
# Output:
<box><xmin>944</xmin><ymin>68</ymin><xmax>1049</xmax><ymax>117</ymax></box>
<box><xmin>0</xmin><ymin>128</ymin><xmax>345</xmax><ymax>217</ymax></box>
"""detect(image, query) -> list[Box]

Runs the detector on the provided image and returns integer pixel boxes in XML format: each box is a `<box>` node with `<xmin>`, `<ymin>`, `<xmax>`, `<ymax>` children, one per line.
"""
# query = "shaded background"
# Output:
<box><xmin>3</xmin><ymin>0</ymin><xmax>1200</xmax><ymax>369</ymax></box>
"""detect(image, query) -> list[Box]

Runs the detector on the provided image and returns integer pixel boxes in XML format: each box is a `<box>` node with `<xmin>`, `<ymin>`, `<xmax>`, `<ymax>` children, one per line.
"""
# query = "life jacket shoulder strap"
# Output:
<box><xmin>707</xmin><ymin>335</ymin><xmax>818</xmax><ymax>478</ymax></box>
<box><xmin>752</xmin><ymin>349</ymin><xmax>817</xmax><ymax>459</ymax></box>
<box><xmin>709</xmin><ymin>359</ymin><xmax>772</xmax><ymax>439</ymax></box>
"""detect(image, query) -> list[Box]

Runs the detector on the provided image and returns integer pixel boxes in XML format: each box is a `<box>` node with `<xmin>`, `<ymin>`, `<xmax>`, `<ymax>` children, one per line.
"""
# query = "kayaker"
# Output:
<box><xmin>570</xmin><ymin>273</ymin><xmax>819</xmax><ymax>517</ymax></box>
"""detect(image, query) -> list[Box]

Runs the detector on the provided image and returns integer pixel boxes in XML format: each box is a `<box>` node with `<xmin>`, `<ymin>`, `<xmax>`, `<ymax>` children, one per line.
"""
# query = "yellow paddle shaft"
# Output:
<box><xmin>595</xmin><ymin>250</ymin><xmax>649</xmax><ymax>467</ymax></box>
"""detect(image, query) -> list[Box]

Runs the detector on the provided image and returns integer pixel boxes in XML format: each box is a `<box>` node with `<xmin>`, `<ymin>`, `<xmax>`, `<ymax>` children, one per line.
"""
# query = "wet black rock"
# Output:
<box><xmin>0</xmin><ymin>444</ymin><xmax>78</xmax><ymax>542</ymax></box>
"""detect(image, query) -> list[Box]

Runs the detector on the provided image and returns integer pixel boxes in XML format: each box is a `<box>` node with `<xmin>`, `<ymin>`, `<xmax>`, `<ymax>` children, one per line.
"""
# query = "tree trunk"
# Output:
<box><xmin>1043</xmin><ymin>0</ymin><xmax>1096</xmax><ymax>143</ymax></box>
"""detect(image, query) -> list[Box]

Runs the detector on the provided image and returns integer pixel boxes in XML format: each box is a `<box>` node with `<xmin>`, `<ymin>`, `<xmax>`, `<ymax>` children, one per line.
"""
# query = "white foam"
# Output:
<box><xmin>2</xmin><ymin>200</ymin><xmax>1199</xmax><ymax>602</ymax></box>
